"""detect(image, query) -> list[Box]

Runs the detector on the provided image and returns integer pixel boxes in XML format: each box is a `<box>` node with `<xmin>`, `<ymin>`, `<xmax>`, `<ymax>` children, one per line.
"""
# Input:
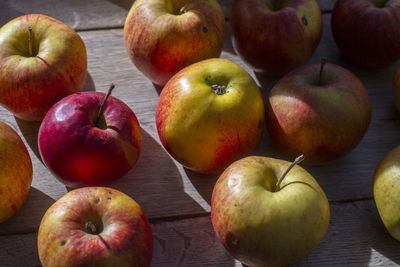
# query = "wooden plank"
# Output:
<box><xmin>1</xmin><ymin>12</ymin><xmax>400</xmax><ymax>235</ymax></box>
<box><xmin>0</xmin><ymin>0</ymin><xmax>335</xmax><ymax>30</ymax></box>
<box><xmin>2</xmin><ymin>200</ymin><xmax>400</xmax><ymax>266</ymax></box>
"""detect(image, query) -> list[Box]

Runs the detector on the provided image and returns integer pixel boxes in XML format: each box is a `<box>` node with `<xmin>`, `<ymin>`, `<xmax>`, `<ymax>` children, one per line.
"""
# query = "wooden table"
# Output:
<box><xmin>1</xmin><ymin>0</ymin><xmax>400</xmax><ymax>266</ymax></box>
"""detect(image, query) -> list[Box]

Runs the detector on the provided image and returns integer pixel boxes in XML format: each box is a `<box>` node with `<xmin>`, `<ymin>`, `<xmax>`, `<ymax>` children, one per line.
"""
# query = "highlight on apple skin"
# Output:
<box><xmin>211</xmin><ymin>155</ymin><xmax>330</xmax><ymax>266</ymax></box>
<box><xmin>0</xmin><ymin>14</ymin><xmax>87</xmax><ymax>121</ymax></box>
<box><xmin>38</xmin><ymin>89</ymin><xmax>142</xmax><ymax>187</ymax></box>
<box><xmin>124</xmin><ymin>0</ymin><xmax>226</xmax><ymax>86</ymax></box>
<box><xmin>156</xmin><ymin>58</ymin><xmax>265</xmax><ymax>174</ymax></box>
<box><xmin>37</xmin><ymin>187</ymin><xmax>153</xmax><ymax>267</ymax></box>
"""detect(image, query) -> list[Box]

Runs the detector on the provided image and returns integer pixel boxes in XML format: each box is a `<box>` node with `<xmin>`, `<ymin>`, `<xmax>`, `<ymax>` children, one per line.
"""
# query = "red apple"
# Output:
<box><xmin>0</xmin><ymin>14</ymin><xmax>87</xmax><ymax>121</ymax></box>
<box><xmin>156</xmin><ymin>58</ymin><xmax>264</xmax><ymax>174</ymax></box>
<box><xmin>38</xmin><ymin>85</ymin><xmax>142</xmax><ymax>187</ymax></box>
<box><xmin>124</xmin><ymin>0</ymin><xmax>226</xmax><ymax>86</ymax></box>
<box><xmin>0</xmin><ymin>121</ymin><xmax>32</xmax><ymax>223</ymax></box>
<box><xmin>211</xmin><ymin>155</ymin><xmax>330</xmax><ymax>266</ymax></box>
<box><xmin>38</xmin><ymin>187</ymin><xmax>153</xmax><ymax>267</ymax></box>
<box><xmin>266</xmin><ymin>60</ymin><xmax>371</xmax><ymax>164</ymax></box>
<box><xmin>332</xmin><ymin>0</ymin><xmax>400</xmax><ymax>68</ymax></box>
<box><xmin>230</xmin><ymin>0</ymin><xmax>322</xmax><ymax>76</ymax></box>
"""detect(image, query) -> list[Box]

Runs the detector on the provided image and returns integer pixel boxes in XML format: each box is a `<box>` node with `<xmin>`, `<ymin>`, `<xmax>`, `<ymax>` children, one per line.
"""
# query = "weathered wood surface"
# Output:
<box><xmin>1</xmin><ymin>0</ymin><xmax>400</xmax><ymax>266</ymax></box>
<box><xmin>0</xmin><ymin>0</ymin><xmax>335</xmax><ymax>31</ymax></box>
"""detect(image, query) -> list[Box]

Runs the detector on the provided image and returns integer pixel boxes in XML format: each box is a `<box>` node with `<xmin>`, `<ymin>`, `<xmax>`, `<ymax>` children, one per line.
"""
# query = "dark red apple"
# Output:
<box><xmin>230</xmin><ymin>0</ymin><xmax>322</xmax><ymax>76</ymax></box>
<box><xmin>38</xmin><ymin>85</ymin><xmax>142</xmax><ymax>187</ymax></box>
<box><xmin>332</xmin><ymin>0</ymin><xmax>400</xmax><ymax>68</ymax></box>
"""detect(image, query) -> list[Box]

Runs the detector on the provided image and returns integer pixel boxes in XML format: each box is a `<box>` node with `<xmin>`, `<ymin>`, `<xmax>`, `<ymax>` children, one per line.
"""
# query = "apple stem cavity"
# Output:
<box><xmin>95</xmin><ymin>83</ymin><xmax>115</xmax><ymax>127</ymax></box>
<box><xmin>85</xmin><ymin>221</ymin><xmax>97</xmax><ymax>235</ymax></box>
<box><xmin>28</xmin><ymin>26</ymin><xmax>33</xmax><ymax>57</ymax></box>
<box><xmin>204</xmin><ymin>75</ymin><xmax>227</xmax><ymax>95</ymax></box>
<box><xmin>274</xmin><ymin>155</ymin><xmax>305</xmax><ymax>191</ymax></box>
<box><xmin>318</xmin><ymin>57</ymin><xmax>327</xmax><ymax>86</ymax></box>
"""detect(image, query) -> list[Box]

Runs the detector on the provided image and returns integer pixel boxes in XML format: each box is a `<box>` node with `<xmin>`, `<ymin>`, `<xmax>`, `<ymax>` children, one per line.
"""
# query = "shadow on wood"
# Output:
<box><xmin>111</xmin><ymin>128</ymin><xmax>208</xmax><ymax>218</ymax></box>
<box><xmin>0</xmin><ymin>187</ymin><xmax>55</xmax><ymax>235</ymax></box>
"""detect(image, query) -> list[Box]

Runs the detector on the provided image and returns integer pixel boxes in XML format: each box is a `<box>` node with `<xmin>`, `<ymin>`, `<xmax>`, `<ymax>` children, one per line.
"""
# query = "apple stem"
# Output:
<box><xmin>274</xmin><ymin>155</ymin><xmax>305</xmax><ymax>191</ymax></box>
<box><xmin>318</xmin><ymin>57</ymin><xmax>327</xmax><ymax>86</ymax></box>
<box><xmin>85</xmin><ymin>221</ymin><xmax>97</xmax><ymax>235</ymax></box>
<box><xmin>28</xmin><ymin>26</ymin><xmax>33</xmax><ymax>57</ymax></box>
<box><xmin>95</xmin><ymin>83</ymin><xmax>115</xmax><ymax>127</ymax></box>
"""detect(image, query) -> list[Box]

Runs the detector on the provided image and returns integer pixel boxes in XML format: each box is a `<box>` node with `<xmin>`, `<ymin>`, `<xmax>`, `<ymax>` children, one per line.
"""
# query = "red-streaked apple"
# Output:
<box><xmin>266</xmin><ymin>60</ymin><xmax>371</xmax><ymax>164</ymax></box>
<box><xmin>332</xmin><ymin>0</ymin><xmax>400</xmax><ymax>68</ymax></box>
<box><xmin>0</xmin><ymin>121</ymin><xmax>32</xmax><ymax>223</ymax></box>
<box><xmin>124</xmin><ymin>0</ymin><xmax>226</xmax><ymax>86</ymax></box>
<box><xmin>0</xmin><ymin>14</ymin><xmax>87</xmax><ymax>121</ymax></box>
<box><xmin>38</xmin><ymin>187</ymin><xmax>153</xmax><ymax>267</ymax></box>
<box><xmin>230</xmin><ymin>0</ymin><xmax>322</xmax><ymax>76</ymax></box>
<box><xmin>38</xmin><ymin>85</ymin><xmax>142</xmax><ymax>187</ymax></box>
<box><xmin>211</xmin><ymin>155</ymin><xmax>330</xmax><ymax>266</ymax></box>
<box><xmin>156</xmin><ymin>58</ymin><xmax>264</xmax><ymax>174</ymax></box>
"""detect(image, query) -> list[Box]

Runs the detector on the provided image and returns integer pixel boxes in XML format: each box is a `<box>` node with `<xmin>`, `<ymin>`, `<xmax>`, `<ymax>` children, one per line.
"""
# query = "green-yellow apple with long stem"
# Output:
<box><xmin>124</xmin><ymin>0</ymin><xmax>226</xmax><ymax>86</ymax></box>
<box><xmin>211</xmin><ymin>155</ymin><xmax>330</xmax><ymax>266</ymax></box>
<box><xmin>38</xmin><ymin>187</ymin><xmax>153</xmax><ymax>267</ymax></box>
<box><xmin>0</xmin><ymin>121</ymin><xmax>32</xmax><ymax>223</ymax></box>
<box><xmin>0</xmin><ymin>14</ymin><xmax>87</xmax><ymax>121</ymax></box>
<box><xmin>156</xmin><ymin>58</ymin><xmax>265</xmax><ymax>174</ymax></box>
<box><xmin>373</xmin><ymin>146</ymin><xmax>400</xmax><ymax>241</ymax></box>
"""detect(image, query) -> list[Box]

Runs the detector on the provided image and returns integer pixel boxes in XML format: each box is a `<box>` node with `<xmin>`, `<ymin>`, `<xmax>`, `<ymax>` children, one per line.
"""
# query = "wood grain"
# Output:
<box><xmin>1</xmin><ymin>13</ymin><xmax>400</xmax><ymax>236</ymax></box>
<box><xmin>2</xmin><ymin>200</ymin><xmax>400</xmax><ymax>266</ymax></box>
<box><xmin>0</xmin><ymin>0</ymin><xmax>336</xmax><ymax>30</ymax></box>
<box><xmin>1</xmin><ymin>0</ymin><xmax>400</xmax><ymax>266</ymax></box>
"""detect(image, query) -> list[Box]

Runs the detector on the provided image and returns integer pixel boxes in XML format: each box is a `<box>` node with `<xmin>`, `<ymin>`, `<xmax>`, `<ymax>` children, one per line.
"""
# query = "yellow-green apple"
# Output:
<box><xmin>211</xmin><ymin>155</ymin><xmax>330</xmax><ymax>266</ymax></box>
<box><xmin>230</xmin><ymin>0</ymin><xmax>322</xmax><ymax>76</ymax></box>
<box><xmin>38</xmin><ymin>85</ymin><xmax>142</xmax><ymax>187</ymax></box>
<box><xmin>373</xmin><ymin>146</ymin><xmax>400</xmax><ymax>241</ymax></box>
<box><xmin>124</xmin><ymin>0</ymin><xmax>226</xmax><ymax>86</ymax></box>
<box><xmin>38</xmin><ymin>187</ymin><xmax>153</xmax><ymax>267</ymax></box>
<box><xmin>332</xmin><ymin>0</ymin><xmax>400</xmax><ymax>68</ymax></box>
<box><xmin>0</xmin><ymin>121</ymin><xmax>32</xmax><ymax>223</ymax></box>
<box><xmin>156</xmin><ymin>58</ymin><xmax>264</xmax><ymax>174</ymax></box>
<box><xmin>0</xmin><ymin>14</ymin><xmax>87</xmax><ymax>121</ymax></box>
<box><xmin>266</xmin><ymin>60</ymin><xmax>371</xmax><ymax>164</ymax></box>
<box><xmin>393</xmin><ymin>66</ymin><xmax>400</xmax><ymax>110</ymax></box>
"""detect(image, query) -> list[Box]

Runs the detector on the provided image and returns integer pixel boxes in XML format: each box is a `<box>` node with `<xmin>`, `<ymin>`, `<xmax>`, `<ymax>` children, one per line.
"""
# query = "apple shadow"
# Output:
<box><xmin>110</xmin><ymin>128</ymin><xmax>208</xmax><ymax>218</ymax></box>
<box><xmin>0</xmin><ymin>187</ymin><xmax>55</xmax><ymax>235</ymax></box>
<box><xmin>184</xmin><ymin>169</ymin><xmax>220</xmax><ymax>205</ymax></box>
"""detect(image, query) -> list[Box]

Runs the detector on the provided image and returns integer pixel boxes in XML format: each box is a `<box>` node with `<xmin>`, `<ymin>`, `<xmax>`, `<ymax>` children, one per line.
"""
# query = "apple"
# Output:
<box><xmin>211</xmin><ymin>155</ymin><xmax>330</xmax><ymax>266</ymax></box>
<box><xmin>0</xmin><ymin>121</ymin><xmax>32</xmax><ymax>223</ymax></box>
<box><xmin>124</xmin><ymin>0</ymin><xmax>226</xmax><ymax>86</ymax></box>
<box><xmin>373</xmin><ymin>146</ymin><xmax>400</xmax><ymax>241</ymax></box>
<box><xmin>38</xmin><ymin>187</ymin><xmax>153</xmax><ymax>267</ymax></box>
<box><xmin>230</xmin><ymin>0</ymin><xmax>322</xmax><ymax>76</ymax></box>
<box><xmin>156</xmin><ymin>58</ymin><xmax>265</xmax><ymax>174</ymax></box>
<box><xmin>266</xmin><ymin>59</ymin><xmax>371</xmax><ymax>164</ymax></box>
<box><xmin>332</xmin><ymin>0</ymin><xmax>400</xmax><ymax>68</ymax></box>
<box><xmin>393</xmin><ymin>66</ymin><xmax>400</xmax><ymax>111</ymax></box>
<box><xmin>0</xmin><ymin>14</ymin><xmax>87</xmax><ymax>121</ymax></box>
<box><xmin>38</xmin><ymin>84</ymin><xmax>142</xmax><ymax>187</ymax></box>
